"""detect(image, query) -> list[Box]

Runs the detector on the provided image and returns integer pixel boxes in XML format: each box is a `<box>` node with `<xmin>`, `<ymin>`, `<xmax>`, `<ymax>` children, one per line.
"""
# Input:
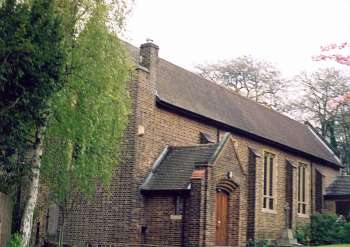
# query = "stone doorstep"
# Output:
<box><xmin>276</xmin><ymin>238</ymin><xmax>300</xmax><ymax>247</ymax></box>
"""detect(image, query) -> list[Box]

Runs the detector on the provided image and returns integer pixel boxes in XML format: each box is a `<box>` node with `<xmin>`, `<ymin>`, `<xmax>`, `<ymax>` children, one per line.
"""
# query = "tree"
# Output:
<box><xmin>40</xmin><ymin>2</ymin><xmax>131</xmax><ymax>247</ymax></box>
<box><xmin>287</xmin><ymin>68</ymin><xmax>350</xmax><ymax>173</ymax></box>
<box><xmin>0</xmin><ymin>0</ymin><xmax>66</xmax><ymax>245</ymax></box>
<box><xmin>312</xmin><ymin>43</ymin><xmax>350</xmax><ymax>173</ymax></box>
<box><xmin>334</xmin><ymin>103</ymin><xmax>350</xmax><ymax>174</ymax></box>
<box><xmin>196</xmin><ymin>56</ymin><xmax>287</xmax><ymax>109</ymax></box>
<box><xmin>313</xmin><ymin>42</ymin><xmax>350</xmax><ymax>66</ymax></box>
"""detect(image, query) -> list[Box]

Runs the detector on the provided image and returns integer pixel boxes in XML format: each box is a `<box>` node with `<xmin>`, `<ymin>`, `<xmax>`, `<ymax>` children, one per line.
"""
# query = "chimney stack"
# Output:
<box><xmin>140</xmin><ymin>39</ymin><xmax>159</xmax><ymax>70</ymax></box>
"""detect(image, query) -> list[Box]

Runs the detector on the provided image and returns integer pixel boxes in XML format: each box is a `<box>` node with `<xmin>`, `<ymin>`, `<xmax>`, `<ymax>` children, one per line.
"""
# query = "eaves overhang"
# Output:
<box><xmin>156</xmin><ymin>96</ymin><xmax>343</xmax><ymax>169</ymax></box>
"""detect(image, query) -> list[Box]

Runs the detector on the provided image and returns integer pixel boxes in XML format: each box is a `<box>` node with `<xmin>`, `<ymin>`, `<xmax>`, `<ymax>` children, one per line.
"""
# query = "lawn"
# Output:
<box><xmin>317</xmin><ymin>245</ymin><xmax>350</xmax><ymax>247</ymax></box>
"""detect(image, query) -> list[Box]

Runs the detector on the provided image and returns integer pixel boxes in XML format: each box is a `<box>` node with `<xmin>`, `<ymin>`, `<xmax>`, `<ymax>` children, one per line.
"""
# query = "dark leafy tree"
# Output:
<box><xmin>41</xmin><ymin>3</ymin><xmax>131</xmax><ymax>246</ymax></box>
<box><xmin>0</xmin><ymin>0</ymin><xmax>66</xmax><ymax>245</ymax></box>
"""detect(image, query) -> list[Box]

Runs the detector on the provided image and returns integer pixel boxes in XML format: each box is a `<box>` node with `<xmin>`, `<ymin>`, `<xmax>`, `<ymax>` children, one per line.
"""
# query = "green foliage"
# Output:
<box><xmin>0</xmin><ymin>0</ymin><xmax>66</xmax><ymax>194</ymax></box>
<box><xmin>310</xmin><ymin>213</ymin><xmax>346</xmax><ymax>245</ymax></box>
<box><xmin>296</xmin><ymin>213</ymin><xmax>350</xmax><ymax>245</ymax></box>
<box><xmin>339</xmin><ymin>222</ymin><xmax>350</xmax><ymax>243</ymax></box>
<box><xmin>247</xmin><ymin>239</ymin><xmax>269</xmax><ymax>247</ymax></box>
<box><xmin>7</xmin><ymin>233</ymin><xmax>22</xmax><ymax>247</ymax></box>
<box><xmin>296</xmin><ymin>222</ymin><xmax>311</xmax><ymax>245</ymax></box>
<box><xmin>290</xmin><ymin>69</ymin><xmax>350</xmax><ymax>173</ymax></box>
<box><xmin>41</xmin><ymin>2</ymin><xmax>131</xmax><ymax>209</ymax></box>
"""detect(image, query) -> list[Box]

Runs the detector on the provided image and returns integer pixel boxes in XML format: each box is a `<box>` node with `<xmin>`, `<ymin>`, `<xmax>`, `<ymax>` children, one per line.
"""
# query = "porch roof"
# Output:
<box><xmin>325</xmin><ymin>176</ymin><xmax>350</xmax><ymax>199</ymax></box>
<box><xmin>140</xmin><ymin>143</ymin><xmax>220</xmax><ymax>192</ymax></box>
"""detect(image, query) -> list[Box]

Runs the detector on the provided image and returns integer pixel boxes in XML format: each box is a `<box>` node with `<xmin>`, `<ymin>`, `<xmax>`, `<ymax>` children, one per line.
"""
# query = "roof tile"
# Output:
<box><xmin>141</xmin><ymin>144</ymin><xmax>218</xmax><ymax>191</ymax></box>
<box><xmin>325</xmin><ymin>176</ymin><xmax>350</xmax><ymax>197</ymax></box>
<box><xmin>124</xmin><ymin>41</ymin><xmax>341</xmax><ymax>167</ymax></box>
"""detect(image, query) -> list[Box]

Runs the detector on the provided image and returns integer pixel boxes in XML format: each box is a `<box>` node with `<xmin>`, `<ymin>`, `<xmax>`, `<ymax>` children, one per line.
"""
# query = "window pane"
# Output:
<box><xmin>264</xmin><ymin>156</ymin><xmax>267</xmax><ymax>196</ymax></box>
<box><xmin>269</xmin><ymin>198</ymin><xmax>274</xmax><ymax>210</ymax></box>
<box><xmin>302</xmin><ymin>204</ymin><xmax>306</xmax><ymax>214</ymax></box>
<box><xmin>302</xmin><ymin>167</ymin><xmax>305</xmax><ymax>202</ymax></box>
<box><xmin>175</xmin><ymin>196</ymin><xmax>183</xmax><ymax>214</ymax></box>
<box><xmin>298</xmin><ymin>166</ymin><xmax>301</xmax><ymax>201</ymax></box>
<box><xmin>263</xmin><ymin>197</ymin><xmax>267</xmax><ymax>208</ymax></box>
<box><xmin>269</xmin><ymin>156</ymin><xmax>273</xmax><ymax>196</ymax></box>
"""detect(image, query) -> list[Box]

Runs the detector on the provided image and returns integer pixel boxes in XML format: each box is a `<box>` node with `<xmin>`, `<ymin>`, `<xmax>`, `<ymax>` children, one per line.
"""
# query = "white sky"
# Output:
<box><xmin>123</xmin><ymin>0</ymin><xmax>350</xmax><ymax>77</ymax></box>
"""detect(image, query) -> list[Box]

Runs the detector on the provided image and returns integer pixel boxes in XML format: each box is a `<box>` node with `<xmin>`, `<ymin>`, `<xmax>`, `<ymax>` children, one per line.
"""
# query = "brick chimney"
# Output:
<box><xmin>140</xmin><ymin>39</ymin><xmax>159</xmax><ymax>75</ymax></box>
<box><xmin>133</xmin><ymin>40</ymin><xmax>159</xmax><ymax>242</ymax></box>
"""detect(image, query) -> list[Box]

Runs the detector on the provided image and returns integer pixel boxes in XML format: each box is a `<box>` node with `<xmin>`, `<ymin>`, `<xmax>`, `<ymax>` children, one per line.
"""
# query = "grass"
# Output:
<box><xmin>316</xmin><ymin>245</ymin><xmax>350</xmax><ymax>247</ymax></box>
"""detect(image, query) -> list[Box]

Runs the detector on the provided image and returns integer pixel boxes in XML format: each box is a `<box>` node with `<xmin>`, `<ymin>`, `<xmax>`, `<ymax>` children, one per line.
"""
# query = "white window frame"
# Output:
<box><xmin>297</xmin><ymin>163</ymin><xmax>308</xmax><ymax>215</ymax></box>
<box><xmin>262</xmin><ymin>151</ymin><xmax>277</xmax><ymax>212</ymax></box>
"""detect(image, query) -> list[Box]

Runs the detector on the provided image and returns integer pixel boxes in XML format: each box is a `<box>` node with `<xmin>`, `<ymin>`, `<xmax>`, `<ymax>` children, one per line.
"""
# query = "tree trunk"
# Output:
<box><xmin>58</xmin><ymin>205</ymin><xmax>66</xmax><ymax>247</ymax></box>
<box><xmin>12</xmin><ymin>183</ymin><xmax>22</xmax><ymax>232</ymax></box>
<box><xmin>58</xmin><ymin>224</ymin><xmax>64</xmax><ymax>247</ymax></box>
<box><xmin>20</xmin><ymin>126</ymin><xmax>45</xmax><ymax>247</ymax></box>
<box><xmin>329</xmin><ymin>120</ymin><xmax>338</xmax><ymax>151</ymax></box>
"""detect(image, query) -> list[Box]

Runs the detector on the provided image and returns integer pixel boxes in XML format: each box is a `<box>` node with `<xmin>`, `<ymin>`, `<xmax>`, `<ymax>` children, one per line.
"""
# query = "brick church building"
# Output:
<box><xmin>48</xmin><ymin>41</ymin><xmax>343</xmax><ymax>247</ymax></box>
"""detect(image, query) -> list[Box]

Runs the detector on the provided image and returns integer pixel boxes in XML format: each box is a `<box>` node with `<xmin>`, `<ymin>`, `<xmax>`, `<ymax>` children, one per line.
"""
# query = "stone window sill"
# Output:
<box><xmin>262</xmin><ymin>208</ymin><xmax>277</xmax><ymax>214</ymax></box>
<box><xmin>170</xmin><ymin>214</ymin><xmax>183</xmax><ymax>220</ymax></box>
<box><xmin>297</xmin><ymin>213</ymin><xmax>309</xmax><ymax>218</ymax></box>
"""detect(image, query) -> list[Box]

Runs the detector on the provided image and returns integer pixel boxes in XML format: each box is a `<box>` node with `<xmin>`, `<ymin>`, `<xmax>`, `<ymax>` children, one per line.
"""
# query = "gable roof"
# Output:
<box><xmin>124</xmin><ymin>42</ymin><xmax>342</xmax><ymax>168</ymax></box>
<box><xmin>325</xmin><ymin>176</ymin><xmax>350</xmax><ymax>199</ymax></box>
<box><xmin>141</xmin><ymin>143</ymin><xmax>219</xmax><ymax>192</ymax></box>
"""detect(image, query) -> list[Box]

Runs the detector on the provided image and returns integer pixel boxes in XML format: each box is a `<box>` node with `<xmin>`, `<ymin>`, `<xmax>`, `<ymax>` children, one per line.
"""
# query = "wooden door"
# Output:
<box><xmin>215</xmin><ymin>190</ymin><xmax>229</xmax><ymax>246</ymax></box>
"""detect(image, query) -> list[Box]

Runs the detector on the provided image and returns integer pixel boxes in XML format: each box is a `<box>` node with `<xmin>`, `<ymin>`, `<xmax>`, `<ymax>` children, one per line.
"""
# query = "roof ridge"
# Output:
<box><xmin>169</xmin><ymin>143</ymin><xmax>219</xmax><ymax>149</ymax></box>
<box><xmin>122</xmin><ymin>40</ymin><xmax>305</xmax><ymax>129</ymax></box>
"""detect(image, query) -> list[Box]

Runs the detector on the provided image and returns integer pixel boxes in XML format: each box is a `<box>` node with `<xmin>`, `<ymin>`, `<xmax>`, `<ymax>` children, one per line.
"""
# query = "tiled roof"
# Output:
<box><xmin>325</xmin><ymin>176</ymin><xmax>350</xmax><ymax>197</ymax></box>
<box><xmin>124</xmin><ymin>42</ymin><xmax>342</xmax><ymax>168</ymax></box>
<box><xmin>141</xmin><ymin>144</ymin><xmax>219</xmax><ymax>191</ymax></box>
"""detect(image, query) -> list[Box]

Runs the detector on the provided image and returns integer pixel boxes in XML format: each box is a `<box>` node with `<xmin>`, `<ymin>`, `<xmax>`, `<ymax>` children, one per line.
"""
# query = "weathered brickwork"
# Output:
<box><xmin>207</xmin><ymin>139</ymin><xmax>247</xmax><ymax>246</ymax></box>
<box><xmin>53</xmin><ymin>42</ymin><xmax>341</xmax><ymax>247</ymax></box>
<box><xmin>143</xmin><ymin>194</ymin><xmax>184</xmax><ymax>246</ymax></box>
<box><xmin>183</xmin><ymin>178</ymin><xmax>203</xmax><ymax>247</ymax></box>
<box><xmin>60</xmin><ymin>69</ymin><xmax>140</xmax><ymax>246</ymax></box>
<box><xmin>226</xmin><ymin>133</ymin><xmax>316</xmax><ymax>240</ymax></box>
<box><xmin>247</xmin><ymin>148</ymin><xmax>258</xmax><ymax>240</ymax></box>
<box><xmin>324</xmin><ymin>199</ymin><xmax>336</xmax><ymax>213</ymax></box>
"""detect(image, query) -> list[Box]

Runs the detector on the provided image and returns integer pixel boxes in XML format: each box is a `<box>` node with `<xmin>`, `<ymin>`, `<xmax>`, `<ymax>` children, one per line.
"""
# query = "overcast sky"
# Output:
<box><xmin>123</xmin><ymin>0</ymin><xmax>350</xmax><ymax>77</ymax></box>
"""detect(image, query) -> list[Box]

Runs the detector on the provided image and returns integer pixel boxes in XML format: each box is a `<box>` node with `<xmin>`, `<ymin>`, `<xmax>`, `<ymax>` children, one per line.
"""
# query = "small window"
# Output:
<box><xmin>298</xmin><ymin>163</ymin><xmax>307</xmax><ymax>214</ymax></box>
<box><xmin>175</xmin><ymin>196</ymin><xmax>183</xmax><ymax>215</ymax></box>
<box><xmin>263</xmin><ymin>152</ymin><xmax>275</xmax><ymax>210</ymax></box>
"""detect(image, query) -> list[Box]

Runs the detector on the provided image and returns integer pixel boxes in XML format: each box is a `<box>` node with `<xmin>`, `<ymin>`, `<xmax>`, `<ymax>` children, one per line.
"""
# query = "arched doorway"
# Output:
<box><xmin>215</xmin><ymin>189</ymin><xmax>229</xmax><ymax>246</ymax></box>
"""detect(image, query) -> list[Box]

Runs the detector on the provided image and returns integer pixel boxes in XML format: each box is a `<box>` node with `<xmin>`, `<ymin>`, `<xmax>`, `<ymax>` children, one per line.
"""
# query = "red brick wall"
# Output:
<box><xmin>206</xmin><ymin>138</ymin><xmax>247</xmax><ymax>246</ymax></box>
<box><xmin>61</xmin><ymin>69</ymin><xmax>140</xmax><ymax>246</ymax></box>
<box><xmin>143</xmin><ymin>194</ymin><xmax>184</xmax><ymax>246</ymax></box>
<box><xmin>246</xmin><ymin>148</ymin><xmax>258</xmax><ymax>241</ymax></box>
<box><xmin>183</xmin><ymin>178</ymin><xmax>203</xmax><ymax>247</ymax></box>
